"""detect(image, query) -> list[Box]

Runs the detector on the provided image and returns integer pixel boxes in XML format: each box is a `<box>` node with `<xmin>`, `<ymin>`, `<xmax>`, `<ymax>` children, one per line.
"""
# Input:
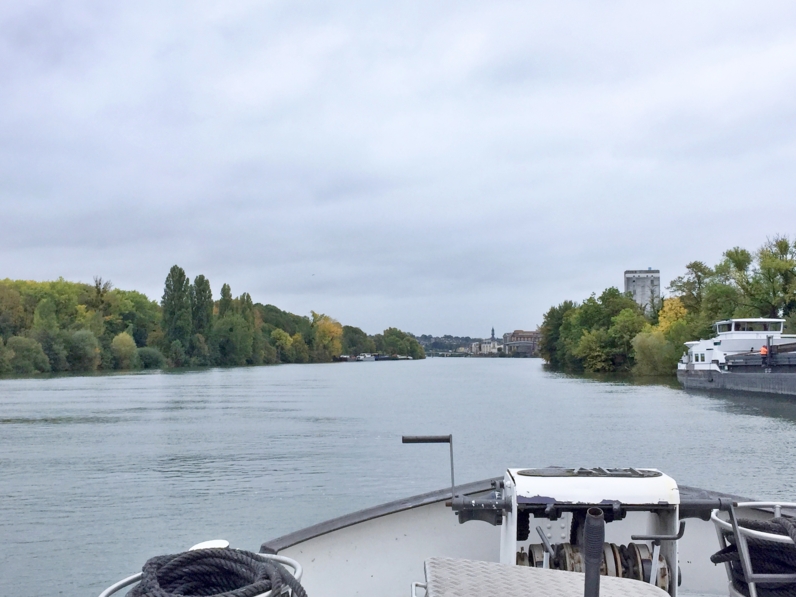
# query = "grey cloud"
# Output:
<box><xmin>2</xmin><ymin>1</ymin><xmax>796</xmax><ymax>336</ymax></box>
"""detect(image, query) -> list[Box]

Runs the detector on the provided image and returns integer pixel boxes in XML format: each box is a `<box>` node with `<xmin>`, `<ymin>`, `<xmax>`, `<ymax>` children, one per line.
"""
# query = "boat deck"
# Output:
<box><xmin>424</xmin><ymin>557</ymin><xmax>668</xmax><ymax>597</ymax></box>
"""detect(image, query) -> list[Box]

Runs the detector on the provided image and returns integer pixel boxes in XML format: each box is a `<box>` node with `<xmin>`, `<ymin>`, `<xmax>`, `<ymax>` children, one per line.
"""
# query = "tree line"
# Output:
<box><xmin>0</xmin><ymin>265</ymin><xmax>424</xmax><ymax>376</ymax></box>
<box><xmin>539</xmin><ymin>236</ymin><xmax>796</xmax><ymax>376</ymax></box>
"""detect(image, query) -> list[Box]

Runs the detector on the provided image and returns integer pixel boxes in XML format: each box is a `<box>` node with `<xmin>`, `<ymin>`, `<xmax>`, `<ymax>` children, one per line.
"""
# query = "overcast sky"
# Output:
<box><xmin>1</xmin><ymin>2</ymin><xmax>795</xmax><ymax>337</ymax></box>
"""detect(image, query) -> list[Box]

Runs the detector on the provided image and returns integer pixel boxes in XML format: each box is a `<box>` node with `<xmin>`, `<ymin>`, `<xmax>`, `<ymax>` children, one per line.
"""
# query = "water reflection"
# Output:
<box><xmin>685</xmin><ymin>388</ymin><xmax>796</xmax><ymax>422</ymax></box>
<box><xmin>0</xmin><ymin>415</ymin><xmax>124</xmax><ymax>425</ymax></box>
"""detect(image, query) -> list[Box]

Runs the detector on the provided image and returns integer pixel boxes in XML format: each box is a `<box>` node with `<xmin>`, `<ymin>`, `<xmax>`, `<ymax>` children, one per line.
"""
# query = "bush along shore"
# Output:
<box><xmin>540</xmin><ymin>236</ymin><xmax>796</xmax><ymax>376</ymax></box>
<box><xmin>0</xmin><ymin>266</ymin><xmax>424</xmax><ymax>376</ymax></box>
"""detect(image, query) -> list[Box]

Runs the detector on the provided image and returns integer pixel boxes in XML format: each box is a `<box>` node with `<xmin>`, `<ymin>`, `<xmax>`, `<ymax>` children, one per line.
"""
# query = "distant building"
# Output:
<box><xmin>503</xmin><ymin>330</ymin><xmax>541</xmax><ymax>356</ymax></box>
<box><xmin>624</xmin><ymin>269</ymin><xmax>660</xmax><ymax>312</ymax></box>
<box><xmin>470</xmin><ymin>328</ymin><xmax>502</xmax><ymax>355</ymax></box>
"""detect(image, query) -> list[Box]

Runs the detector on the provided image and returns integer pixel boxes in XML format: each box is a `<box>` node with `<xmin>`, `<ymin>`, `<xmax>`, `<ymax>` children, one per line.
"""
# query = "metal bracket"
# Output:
<box><xmin>410</xmin><ymin>581</ymin><xmax>427</xmax><ymax>597</ymax></box>
<box><xmin>450</xmin><ymin>491</ymin><xmax>512</xmax><ymax>526</ymax></box>
<box><xmin>631</xmin><ymin>521</ymin><xmax>686</xmax><ymax>543</ymax></box>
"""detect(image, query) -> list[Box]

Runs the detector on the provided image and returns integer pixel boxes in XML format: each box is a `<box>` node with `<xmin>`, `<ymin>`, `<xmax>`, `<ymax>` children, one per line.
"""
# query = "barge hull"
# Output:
<box><xmin>677</xmin><ymin>369</ymin><xmax>796</xmax><ymax>396</ymax></box>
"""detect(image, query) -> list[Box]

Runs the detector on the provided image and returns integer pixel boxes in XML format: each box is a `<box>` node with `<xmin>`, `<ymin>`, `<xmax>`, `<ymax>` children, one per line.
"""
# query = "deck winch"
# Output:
<box><xmin>450</xmin><ymin>466</ymin><xmax>682</xmax><ymax>597</ymax></box>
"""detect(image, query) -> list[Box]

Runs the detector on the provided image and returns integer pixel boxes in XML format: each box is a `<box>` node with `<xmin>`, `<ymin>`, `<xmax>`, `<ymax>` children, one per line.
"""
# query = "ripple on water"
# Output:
<box><xmin>1</xmin><ymin>360</ymin><xmax>795</xmax><ymax>596</ymax></box>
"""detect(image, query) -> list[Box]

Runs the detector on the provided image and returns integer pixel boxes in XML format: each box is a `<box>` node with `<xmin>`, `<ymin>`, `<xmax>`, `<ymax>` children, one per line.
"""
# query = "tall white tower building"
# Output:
<box><xmin>624</xmin><ymin>269</ymin><xmax>660</xmax><ymax>312</ymax></box>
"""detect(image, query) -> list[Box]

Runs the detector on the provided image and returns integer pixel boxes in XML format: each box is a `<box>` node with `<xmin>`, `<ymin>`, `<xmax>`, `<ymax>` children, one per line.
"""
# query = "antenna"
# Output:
<box><xmin>401</xmin><ymin>435</ymin><xmax>455</xmax><ymax>499</ymax></box>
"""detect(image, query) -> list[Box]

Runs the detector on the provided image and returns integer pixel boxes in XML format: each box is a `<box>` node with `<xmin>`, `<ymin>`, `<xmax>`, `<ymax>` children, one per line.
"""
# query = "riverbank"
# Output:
<box><xmin>0</xmin><ymin>269</ymin><xmax>424</xmax><ymax>378</ymax></box>
<box><xmin>539</xmin><ymin>236</ymin><xmax>796</xmax><ymax>377</ymax></box>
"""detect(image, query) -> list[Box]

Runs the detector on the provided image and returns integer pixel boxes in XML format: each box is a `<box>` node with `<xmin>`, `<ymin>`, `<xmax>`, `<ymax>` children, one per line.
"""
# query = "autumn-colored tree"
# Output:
<box><xmin>656</xmin><ymin>298</ymin><xmax>687</xmax><ymax>334</ymax></box>
<box><xmin>311</xmin><ymin>311</ymin><xmax>343</xmax><ymax>361</ymax></box>
<box><xmin>290</xmin><ymin>333</ymin><xmax>309</xmax><ymax>363</ymax></box>
<box><xmin>111</xmin><ymin>332</ymin><xmax>139</xmax><ymax>369</ymax></box>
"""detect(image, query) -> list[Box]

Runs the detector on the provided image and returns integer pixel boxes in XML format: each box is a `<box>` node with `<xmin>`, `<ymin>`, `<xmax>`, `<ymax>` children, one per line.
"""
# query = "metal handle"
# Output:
<box><xmin>535</xmin><ymin>526</ymin><xmax>556</xmax><ymax>557</ymax></box>
<box><xmin>402</xmin><ymin>435</ymin><xmax>455</xmax><ymax>499</ymax></box>
<box><xmin>402</xmin><ymin>435</ymin><xmax>451</xmax><ymax>443</ymax></box>
<box><xmin>631</xmin><ymin>521</ymin><xmax>686</xmax><ymax>543</ymax></box>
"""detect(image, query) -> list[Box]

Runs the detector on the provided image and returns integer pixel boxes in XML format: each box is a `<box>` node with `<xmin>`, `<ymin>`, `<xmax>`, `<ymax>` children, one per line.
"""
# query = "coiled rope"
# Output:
<box><xmin>711</xmin><ymin>517</ymin><xmax>796</xmax><ymax>597</ymax></box>
<box><xmin>128</xmin><ymin>548</ymin><xmax>307</xmax><ymax>597</ymax></box>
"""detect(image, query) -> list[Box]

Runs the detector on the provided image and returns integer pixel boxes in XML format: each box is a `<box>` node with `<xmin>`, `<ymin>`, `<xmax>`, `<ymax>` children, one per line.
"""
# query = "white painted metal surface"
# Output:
<box><xmin>508</xmin><ymin>469</ymin><xmax>680</xmax><ymax>505</ymax></box>
<box><xmin>279</xmin><ymin>499</ymin><xmax>500</xmax><ymax>597</ymax></box>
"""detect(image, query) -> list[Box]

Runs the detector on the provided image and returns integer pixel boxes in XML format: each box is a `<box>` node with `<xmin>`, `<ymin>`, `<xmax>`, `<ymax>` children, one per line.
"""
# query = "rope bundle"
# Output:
<box><xmin>711</xmin><ymin>517</ymin><xmax>796</xmax><ymax>597</ymax></box>
<box><xmin>128</xmin><ymin>548</ymin><xmax>307</xmax><ymax>597</ymax></box>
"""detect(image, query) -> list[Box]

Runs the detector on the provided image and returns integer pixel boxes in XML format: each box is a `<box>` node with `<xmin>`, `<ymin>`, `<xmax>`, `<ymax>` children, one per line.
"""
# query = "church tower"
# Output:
<box><xmin>491</xmin><ymin>327</ymin><xmax>495</xmax><ymax>342</ymax></box>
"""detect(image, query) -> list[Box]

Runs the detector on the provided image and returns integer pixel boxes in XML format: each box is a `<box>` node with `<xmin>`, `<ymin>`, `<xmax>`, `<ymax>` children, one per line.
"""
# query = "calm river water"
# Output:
<box><xmin>2</xmin><ymin>358</ymin><xmax>796</xmax><ymax>596</ymax></box>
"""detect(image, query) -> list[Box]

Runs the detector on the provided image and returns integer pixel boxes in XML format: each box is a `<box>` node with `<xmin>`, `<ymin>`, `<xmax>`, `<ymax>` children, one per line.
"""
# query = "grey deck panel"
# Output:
<box><xmin>424</xmin><ymin>557</ymin><xmax>668</xmax><ymax>597</ymax></box>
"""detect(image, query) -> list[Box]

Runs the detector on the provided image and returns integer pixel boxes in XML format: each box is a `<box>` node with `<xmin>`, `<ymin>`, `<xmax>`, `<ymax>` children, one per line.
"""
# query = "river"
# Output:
<box><xmin>2</xmin><ymin>358</ymin><xmax>796</xmax><ymax>596</ymax></box>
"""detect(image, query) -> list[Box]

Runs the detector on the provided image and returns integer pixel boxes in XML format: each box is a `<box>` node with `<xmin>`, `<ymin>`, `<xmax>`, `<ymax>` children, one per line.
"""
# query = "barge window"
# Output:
<box><xmin>733</xmin><ymin>321</ymin><xmax>783</xmax><ymax>332</ymax></box>
<box><xmin>717</xmin><ymin>323</ymin><xmax>732</xmax><ymax>333</ymax></box>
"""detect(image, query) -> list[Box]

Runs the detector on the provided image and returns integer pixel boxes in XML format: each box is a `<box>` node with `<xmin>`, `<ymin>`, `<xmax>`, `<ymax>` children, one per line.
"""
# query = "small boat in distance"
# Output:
<box><xmin>677</xmin><ymin>318</ymin><xmax>796</xmax><ymax>395</ymax></box>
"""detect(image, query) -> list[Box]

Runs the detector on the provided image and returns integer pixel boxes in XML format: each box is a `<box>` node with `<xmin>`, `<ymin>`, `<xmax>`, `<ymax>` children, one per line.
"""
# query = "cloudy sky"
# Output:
<box><xmin>1</xmin><ymin>2</ymin><xmax>795</xmax><ymax>337</ymax></box>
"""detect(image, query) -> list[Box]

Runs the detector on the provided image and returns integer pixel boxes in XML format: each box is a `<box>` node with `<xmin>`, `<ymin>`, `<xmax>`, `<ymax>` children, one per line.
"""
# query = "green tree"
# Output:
<box><xmin>67</xmin><ymin>330</ymin><xmax>100</xmax><ymax>371</ymax></box>
<box><xmin>32</xmin><ymin>298</ymin><xmax>58</xmax><ymax>332</ymax></box>
<box><xmin>255</xmin><ymin>304</ymin><xmax>312</xmax><ymax>338</ymax></box>
<box><xmin>607</xmin><ymin>308</ymin><xmax>647</xmax><ymax>370</ymax></box>
<box><xmin>191</xmin><ymin>275</ymin><xmax>214</xmax><ymax>337</ymax></box>
<box><xmin>162</xmin><ymin>265</ymin><xmax>192</xmax><ymax>346</ymax></box>
<box><xmin>379</xmin><ymin>328</ymin><xmax>425</xmax><ymax>358</ymax></box>
<box><xmin>137</xmin><ymin>346</ymin><xmax>166</xmax><ymax>369</ymax></box>
<box><xmin>271</xmin><ymin>328</ymin><xmax>293</xmax><ymax>362</ymax></box>
<box><xmin>341</xmin><ymin>325</ymin><xmax>376</xmax><ymax>356</ymax></box>
<box><xmin>213</xmin><ymin>313</ymin><xmax>253</xmax><ymax>366</ymax></box>
<box><xmin>632</xmin><ymin>331</ymin><xmax>682</xmax><ymax>376</ymax></box>
<box><xmin>188</xmin><ymin>334</ymin><xmax>212</xmax><ymax>366</ymax></box>
<box><xmin>111</xmin><ymin>332</ymin><xmax>139</xmax><ymax>369</ymax></box>
<box><xmin>32</xmin><ymin>329</ymin><xmax>69</xmax><ymax>372</ymax></box>
<box><xmin>238</xmin><ymin>292</ymin><xmax>254</xmax><ymax>324</ymax></box>
<box><xmin>117</xmin><ymin>290</ymin><xmax>161</xmax><ymax>347</ymax></box>
<box><xmin>0</xmin><ymin>338</ymin><xmax>13</xmax><ymax>373</ymax></box>
<box><xmin>168</xmin><ymin>340</ymin><xmax>187</xmax><ymax>367</ymax></box>
<box><xmin>86</xmin><ymin>276</ymin><xmax>113</xmax><ymax>312</ymax></box>
<box><xmin>0</xmin><ymin>284</ymin><xmax>26</xmax><ymax>340</ymax></box>
<box><xmin>539</xmin><ymin>301</ymin><xmax>577</xmax><ymax>368</ymax></box>
<box><xmin>7</xmin><ymin>336</ymin><xmax>50</xmax><ymax>374</ymax></box>
<box><xmin>668</xmin><ymin>261</ymin><xmax>713</xmax><ymax>314</ymax></box>
<box><xmin>247</xmin><ymin>328</ymin><xmax>264</xmax><ymax>365</ymax></box>
<box><xmin>218</xmin><ymin>283</ymin><xmax>233</xmax><ymax>318</ymax></box>
<box><xmin>290</xmin><ymin>333</ymin><xmax>309</xmax><ymax>363</ymax></box>
<box><xmin>573</xmin><ymin>329</ymin><xmax>612</xmax><ymax>372</ymax></box>
<box><xmin>30</xmin><ymin>298</ymin><xmax>69</xmax><ymax>371</ymax></box>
